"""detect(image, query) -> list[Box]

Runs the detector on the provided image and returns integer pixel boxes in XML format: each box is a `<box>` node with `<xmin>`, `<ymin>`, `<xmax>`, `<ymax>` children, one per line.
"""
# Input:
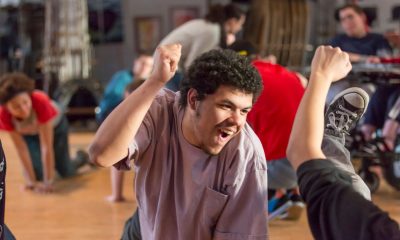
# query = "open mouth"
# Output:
<box><xmin>218</xmin><ymin>129</ymin><xmax>235</xmax><ymax>142</ymax></box>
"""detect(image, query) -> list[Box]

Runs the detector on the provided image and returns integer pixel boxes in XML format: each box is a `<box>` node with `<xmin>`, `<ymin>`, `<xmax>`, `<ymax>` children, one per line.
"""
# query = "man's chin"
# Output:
<box><xmin>201</xmin><ymin>145</ymin><xmax>225</xmax><ymax>156</ymax></box>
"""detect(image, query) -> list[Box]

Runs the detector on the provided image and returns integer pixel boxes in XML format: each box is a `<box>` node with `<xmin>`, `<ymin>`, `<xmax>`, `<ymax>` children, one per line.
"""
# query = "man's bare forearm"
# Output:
<box><xmin>89</xmin><ymin>44</ymin><xmax>181</xmax><ymax>167</ymax></box>
<box><xmin>287</xmin><ymin>46</ymin><xmax>351</xmax><ymax>170</ymax></box>
<box><xmin>89</xmin><ymin>79</ymin><xmax>164</xmax><ymax>167</ymax></box>
<box><xmin>287</xmin><ymin>72</ymin><xmax>329</xmax><ymax>169</ymax></box>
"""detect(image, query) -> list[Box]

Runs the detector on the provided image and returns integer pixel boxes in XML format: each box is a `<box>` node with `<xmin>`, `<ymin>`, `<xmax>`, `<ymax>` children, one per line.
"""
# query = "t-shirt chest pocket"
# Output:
<box><xmin>201</xmin><ymin>187</ymin><xmax>229</xmax><ymax>228</ymax></box>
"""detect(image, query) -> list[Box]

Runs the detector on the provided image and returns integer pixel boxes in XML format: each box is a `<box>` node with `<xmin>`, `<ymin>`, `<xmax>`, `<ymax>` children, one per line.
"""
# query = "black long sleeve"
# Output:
<box><xmin>0</xmin><ymin>141</ymin><xmax>5</xmax><ymax>240</ymax></box>
<box><xmin>297</xmin><ymin>159</ymin><xmax>400</xmax><ymax>240</ymax></box>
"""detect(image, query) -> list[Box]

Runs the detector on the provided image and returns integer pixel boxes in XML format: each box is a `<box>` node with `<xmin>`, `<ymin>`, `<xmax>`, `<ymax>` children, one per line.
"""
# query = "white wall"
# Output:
<box><xmin>357</xmin><ymin>0</ymin><xmax>399</xmax><ymax>32</ymax></box>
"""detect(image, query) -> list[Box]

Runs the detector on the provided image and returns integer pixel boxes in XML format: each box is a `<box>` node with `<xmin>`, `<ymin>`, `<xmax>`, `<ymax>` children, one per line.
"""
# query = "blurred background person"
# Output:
<box><xmin>159</xmin><ymin>3</ymin><xmax>246</xmax><ymax>91</ymax></box>
<box><xmin>0</xmin><ymin>73</ymin><xmax>90</xmax><ymax>193</ymax></box>
<box><xmin>96</xmin><ymin>54</ymin><xmax>153</xmax><ymax>124</ymax></box>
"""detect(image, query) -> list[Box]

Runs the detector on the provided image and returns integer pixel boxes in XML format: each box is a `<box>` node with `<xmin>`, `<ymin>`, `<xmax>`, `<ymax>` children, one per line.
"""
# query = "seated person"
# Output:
<box><xmin>89</xmin><ymin>44</ymin><xmax>268</xmax><ymax>239</ymax></box>
<box><xmin>96</xmin><ymin>54</ymin><xmax>153</xmax><ymax>123</ymax></box>
<box><xmin>106</xmin><ymin>79</ymin><xmax>145</xmax><ymax>202</ymax></box>
<box><xmin>331</xmin><ymin>4</ymin><xmax>392</xmax><ymax>63</ymax></box>
<box><xmin>0</xmin><ymin>73</ymin><xmax>89</xmax><ymax>193</ymax></box>
<box><xmin>287</xmin><ymin>45</ymin><xmax>400</xmax><ymax>240</ymax></box>
<box><xmin>331</xmin><ymin>4</ymin><xmax>399</xmax><ymax>148</ymax></box>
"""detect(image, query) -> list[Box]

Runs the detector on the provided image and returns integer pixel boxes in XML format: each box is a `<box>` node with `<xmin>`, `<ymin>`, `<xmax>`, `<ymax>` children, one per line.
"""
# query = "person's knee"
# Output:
<box><xmin>354</xmin><ymin>176</ymin><xmax>371</xmax><ymax>200</ymax></box>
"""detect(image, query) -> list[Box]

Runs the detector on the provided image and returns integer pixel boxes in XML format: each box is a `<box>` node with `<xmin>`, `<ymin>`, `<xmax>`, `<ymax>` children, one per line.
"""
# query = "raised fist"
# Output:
<box><xmin>311</xmin><ymin>46</ymin><xmax>352</xmax><ymax>82</ymax></box>
<box><xmin>149</xmin><ymin>44</ymin><xmax>182</xmax><ymax>84</ymax></box>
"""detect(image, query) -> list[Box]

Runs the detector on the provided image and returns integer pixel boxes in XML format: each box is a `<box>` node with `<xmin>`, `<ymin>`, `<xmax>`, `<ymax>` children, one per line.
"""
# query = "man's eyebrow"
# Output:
<box><xmin>219</xmin><ymin>99</ymin><xmax>252</xmax><ymax>110</ymax></box>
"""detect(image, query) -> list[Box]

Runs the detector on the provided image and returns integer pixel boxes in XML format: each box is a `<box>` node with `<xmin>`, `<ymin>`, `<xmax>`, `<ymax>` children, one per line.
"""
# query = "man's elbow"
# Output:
<box><xmin>88</xmin><ymin>143</ymin><xmax>111</xmax><ymax>167</ymax></box>
<box><xmin>286</xmin><ymin>142</ymin><xmax>297</xmax><ymax>164</ymax></box>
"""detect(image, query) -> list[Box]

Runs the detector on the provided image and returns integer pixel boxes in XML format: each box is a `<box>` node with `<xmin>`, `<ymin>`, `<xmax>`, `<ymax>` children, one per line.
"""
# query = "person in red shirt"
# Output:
<box><xmin>229</xmin><ymin>41</ymin><xmax>306</xmax><ymax>220</ymax></box>
<box><xmin>0</xmin><ymin>73</ymin><xmax>89</xmax><ymax>193</ymax></box>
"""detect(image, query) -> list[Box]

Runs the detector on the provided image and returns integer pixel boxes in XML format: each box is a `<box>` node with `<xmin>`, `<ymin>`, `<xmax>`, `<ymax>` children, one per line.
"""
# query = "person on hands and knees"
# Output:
<box><xmin>287</xmin><ymin>46</ymin><xmax>400</xmax><ymax>239</ymax></box>
<box><xmin>89</xmin><ymin>44</ymin><xmax>268</xmax><ymax>239</ymax></box>
<box><xmin>0</xmin><ymin>73</ymin><xmax>90</xmax><ymax>193</ymax></box>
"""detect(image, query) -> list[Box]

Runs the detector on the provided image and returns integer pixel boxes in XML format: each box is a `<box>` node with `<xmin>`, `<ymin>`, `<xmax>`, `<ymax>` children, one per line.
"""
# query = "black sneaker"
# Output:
<box><xmin>325</xmin><ymin>87</ymin><xmax>369</xmax><ymax>138</ymax></box>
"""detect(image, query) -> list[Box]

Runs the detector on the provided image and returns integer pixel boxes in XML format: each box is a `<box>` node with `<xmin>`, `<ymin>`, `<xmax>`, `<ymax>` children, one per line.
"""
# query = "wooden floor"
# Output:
<box><xmin>2</xmin><ymin>132</ymin><xmax>400</xmax><ymax>240</ymax></box>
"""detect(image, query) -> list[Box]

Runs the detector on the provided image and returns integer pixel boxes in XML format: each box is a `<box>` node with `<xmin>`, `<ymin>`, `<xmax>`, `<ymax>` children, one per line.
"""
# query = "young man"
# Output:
<box><xmin>330</xmin><ymin>4</ymin><xmax>399</xmax><ymax>149</ymax></box>
<box><xmin>89</xmin><ymin>44</ymin><xmax>268</xmax><ymax>239</ymax></box>
<box><xmin>287</xmin><ymin>46</ymin><xmax>400</xmax><ymax>239</ymax></box>
<box><xmin>331</xmin><ymin>4</ymin><xmax>391</xmax><ymax>63</ymax></box>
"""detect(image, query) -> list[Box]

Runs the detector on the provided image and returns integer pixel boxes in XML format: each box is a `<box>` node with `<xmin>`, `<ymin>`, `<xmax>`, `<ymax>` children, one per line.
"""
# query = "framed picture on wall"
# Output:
<box><xmin>169</xmin><ymin>6</ymin><xmax>200</xmax><ymax>29</ymax></box>
<box><xmin>134</xmin><ymin>16</ymin><xmax>162</xmax><ymax>53</ymax></box>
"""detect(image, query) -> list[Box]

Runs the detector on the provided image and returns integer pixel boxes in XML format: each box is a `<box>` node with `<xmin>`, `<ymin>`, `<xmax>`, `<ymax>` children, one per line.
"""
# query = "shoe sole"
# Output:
<box><xmin>268</xmin><ymin>200</ymin><xmax>293</xmax><ymax>221</ymax></box>
<box><xmin>328</xmin><ymin>87</ymin><xmax>370</xmax><ymax>116</ymax></box>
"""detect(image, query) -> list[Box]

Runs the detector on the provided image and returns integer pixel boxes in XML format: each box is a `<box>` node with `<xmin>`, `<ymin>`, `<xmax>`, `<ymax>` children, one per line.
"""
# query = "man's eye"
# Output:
<box><xmin>220</xmin><ymin>105</ymin><xmax>231</xmax><ymax>110</ymax></box>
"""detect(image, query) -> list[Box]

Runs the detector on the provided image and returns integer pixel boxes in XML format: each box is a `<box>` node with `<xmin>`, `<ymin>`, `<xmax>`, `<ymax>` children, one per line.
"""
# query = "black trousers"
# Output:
<box><xmin>4</xmin><ymin>224</ymin><xmax>16</xmax><ymax>240</ymax></box>
<box><xmin>121</xmin><ymin>209</ymin><xmax>141</xmax><ymax>240</ymax></box>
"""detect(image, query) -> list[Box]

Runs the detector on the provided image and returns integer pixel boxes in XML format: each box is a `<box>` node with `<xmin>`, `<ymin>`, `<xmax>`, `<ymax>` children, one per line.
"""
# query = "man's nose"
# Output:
<box><xmin>229</xmin><ymin>110</ymin><xmax>245</xmax><ymax>127</ymax></box>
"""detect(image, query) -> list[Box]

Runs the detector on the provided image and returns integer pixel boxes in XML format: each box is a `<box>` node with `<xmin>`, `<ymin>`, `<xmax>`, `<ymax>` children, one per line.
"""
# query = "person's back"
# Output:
<box><xmin>160</xmin><ymin>19</ymin><xmax>220</xmax><ymax>70</ymax></box>
<box><xmin>159</xmin><ymin>3</ymin><xmax>246</xmax><ymax>71</ymax></box>
<box><xmin>248</xmin><ymin>61</ymin><xmax>305</xmax><ymax>160</ymax></box>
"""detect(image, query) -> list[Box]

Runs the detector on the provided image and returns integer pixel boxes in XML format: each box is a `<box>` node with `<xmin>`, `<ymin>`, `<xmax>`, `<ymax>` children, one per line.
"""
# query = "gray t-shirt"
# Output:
<box><xmin>160</xmin><ymin>19</ymin><xmax>220</xmax><ymax>71</ymax></box>
<box><xmin>115</xmin><ymin>89</ymin><xmax>268</xmax><ymax>240</ymax></box>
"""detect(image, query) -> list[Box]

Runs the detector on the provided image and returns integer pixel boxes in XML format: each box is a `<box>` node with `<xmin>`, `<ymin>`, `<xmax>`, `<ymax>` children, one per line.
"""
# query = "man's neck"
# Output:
<box><xmin>182</xmin><ymin>109</ymin><xmax>200</xmax><ymax>147</ymax></box>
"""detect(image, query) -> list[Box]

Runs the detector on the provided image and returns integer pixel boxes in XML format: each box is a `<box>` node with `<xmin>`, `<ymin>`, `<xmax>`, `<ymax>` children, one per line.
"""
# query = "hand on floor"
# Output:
<box><xmin>34</xmin><ymin>182</ymin><xmax>54</xmax><ymax>194</ymax></box>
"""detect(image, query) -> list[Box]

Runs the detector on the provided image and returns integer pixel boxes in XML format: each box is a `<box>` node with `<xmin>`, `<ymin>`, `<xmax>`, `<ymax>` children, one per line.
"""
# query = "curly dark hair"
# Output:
<box><xmin>0</xmin><ymin>72</ymin><xmax>35</xmax><ymax>104</ymax></box>
<box><xmin>179</xmin><ymin>49</ymin><xmax>263</xmax><ymax>107</ymax></box>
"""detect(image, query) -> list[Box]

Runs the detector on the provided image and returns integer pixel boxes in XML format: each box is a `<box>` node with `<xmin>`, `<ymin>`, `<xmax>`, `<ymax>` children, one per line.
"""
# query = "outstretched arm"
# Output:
<box><xmin>287</xmin><ymin>46</ymin><xmax>400</xmax><ymax>239</ymax></box>
<box><xmin>286</xmin><ymin>46</ymin><xmax>352</xmax><ymax>170</ymax></box>
<box><xmin>9</xmin><ymin>132</ymin><xmax>37</xmax><ymax>187</ymax></box>
<box><xmin>89</xmin><ymin>44</ymin><xmax>182</xmax><ymax>167</ymax></box>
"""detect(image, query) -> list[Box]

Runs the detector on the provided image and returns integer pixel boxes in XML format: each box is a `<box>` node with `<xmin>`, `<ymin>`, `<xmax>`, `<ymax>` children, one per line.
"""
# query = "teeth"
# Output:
<box><xmin>221</xmin><ymin>129</ymin><xmax>233</xmax><ymax>135</ymax></box>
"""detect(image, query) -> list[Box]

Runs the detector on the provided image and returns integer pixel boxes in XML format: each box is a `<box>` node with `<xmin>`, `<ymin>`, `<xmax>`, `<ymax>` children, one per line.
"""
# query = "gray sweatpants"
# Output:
<box><xmin>322</xmin><ymin>134</ymin><xmax>371</xmax><ymax>200</ymax></box>
<box><xmin>267</xmin><ymin>133</ymin><xmax>371</xmax><ymax>200</ymax></box>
